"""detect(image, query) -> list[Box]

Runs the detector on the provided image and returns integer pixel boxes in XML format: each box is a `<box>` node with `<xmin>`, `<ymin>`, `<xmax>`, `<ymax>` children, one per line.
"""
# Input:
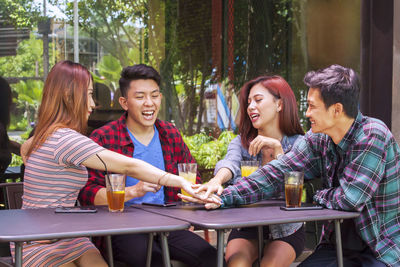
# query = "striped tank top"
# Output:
<box><xmin>12</xmin><ymin>128</ymin><xmax>105</xmax><ymax>267</ymax></box>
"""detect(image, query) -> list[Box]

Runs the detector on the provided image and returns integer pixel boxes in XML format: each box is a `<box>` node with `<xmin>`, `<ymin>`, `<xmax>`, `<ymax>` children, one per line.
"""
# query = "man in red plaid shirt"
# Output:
<box><xmin>79</xmin><ymin>64</ymin><xmax>217</xmax><ymax>266</ymax></box>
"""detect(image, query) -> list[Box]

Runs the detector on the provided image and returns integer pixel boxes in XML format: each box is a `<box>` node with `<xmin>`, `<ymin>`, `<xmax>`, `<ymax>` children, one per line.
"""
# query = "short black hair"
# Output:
<box><xmin>303</xmin><ymin>64</ymin><xmax>360</xmax><ymax>118</ymax></box>
<box><xmin>119</xmin><ymin>64</ymin><xmax>161</xmax><ymax>97</ymax></box>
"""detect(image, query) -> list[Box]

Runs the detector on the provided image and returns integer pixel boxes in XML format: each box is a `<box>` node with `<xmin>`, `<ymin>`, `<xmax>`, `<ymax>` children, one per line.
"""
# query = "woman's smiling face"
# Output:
<box><xmin>247</xmin><ymin>83</ymin><xmax>281</xmax><ymax>130</ymax></box>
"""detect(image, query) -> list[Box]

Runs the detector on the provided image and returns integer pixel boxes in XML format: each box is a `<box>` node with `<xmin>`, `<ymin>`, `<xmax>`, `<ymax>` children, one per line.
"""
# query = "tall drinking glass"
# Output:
<box><xmin>106</xmin><ymin>174</ymin><xmax>126</xmax><ymax>212</ymax></box>
<box><xmin>178</xmin><ymin>163</ymin><xmax>197</xmax><ymax>201</ymax></box>
<box><xmin>241</xmin><ymin>160</ymin><xmax>259</xmax><ymax>177</ymax></box>
<box><xmin>284</xmin><ymin>171</ymin><xmax>304</xmax><ymax>208</ymax></box>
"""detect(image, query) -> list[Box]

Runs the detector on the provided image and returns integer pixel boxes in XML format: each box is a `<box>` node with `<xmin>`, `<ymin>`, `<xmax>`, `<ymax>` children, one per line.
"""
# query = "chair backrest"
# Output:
<box><xmin>0</xmin><ymin>182</ymin><xmax>23</xmax><ymax>209</ymax></box>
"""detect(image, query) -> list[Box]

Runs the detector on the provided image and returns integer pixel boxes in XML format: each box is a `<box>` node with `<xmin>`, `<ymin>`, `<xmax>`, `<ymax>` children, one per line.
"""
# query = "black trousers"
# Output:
<box><xmin>112</xmin><ymin>230</ymin><xmax>218</xmax><ymax>267</ymax></box>
<box><xmin>298</xmin><ymin>244</ymin><xmax>387</xmax><ymax>267</ymax></box>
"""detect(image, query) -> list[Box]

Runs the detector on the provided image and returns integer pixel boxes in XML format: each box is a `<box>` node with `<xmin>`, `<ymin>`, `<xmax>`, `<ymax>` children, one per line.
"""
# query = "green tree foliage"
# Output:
<box><xmin>91</xmin><ymin>54</ymin><xmax>123</xmax><ymax>108</ymax></box>
<box><xmin>0</xmin><ymin>34</ymin><xmax>43</xmax><ymax>77</ymax></box>
<box><xmin>0</xmin><ymin>0</ymin><xmax>41</xmax><ymax>28</ymax></box>
<box><xmin>93</xmin><ymin>54</ymin><xmax>122</xmax><ymax>93</ymax></box>
<box><xmin>50</xmin><ymin>0</ymin><xmax>306</xmax><ymax>134</ymax></box>
<box><xmin>0</xmin><ymin>34</ymin><xmax>51</xmax><ymax>131</ymax></box>
<box><xmin>56</xmin><ymin>0</ymin><xmax>213</xmax><ymax>135</ymax></box>
<box><xmin>57</xmin><ymin>0</ymin><xmax>146</xmax><ymax>67</ymax></box>
<box><xmin>12</xmin><ymin>79</ymin><xmax>43</xmax><ymax>129</ymax></box>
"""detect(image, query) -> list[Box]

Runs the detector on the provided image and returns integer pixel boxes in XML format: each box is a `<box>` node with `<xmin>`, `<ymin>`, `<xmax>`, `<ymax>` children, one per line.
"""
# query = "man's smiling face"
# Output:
<box><xmin>120</xmin><ymin>79</ymin><xmax>162</xmax><ymax>130</ymax></box>
<box><xmin>306</xmin><ymin>88</ymin><xmax>336</xmax><ymax>134</ymax></box>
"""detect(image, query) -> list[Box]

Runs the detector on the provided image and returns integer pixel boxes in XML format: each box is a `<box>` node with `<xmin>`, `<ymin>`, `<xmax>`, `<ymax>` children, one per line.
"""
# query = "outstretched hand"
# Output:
<box><xmin>180</xmin><ymin>180</ymin><xmax>222</xmax><ymax>205</ymax></box>
<box><xmin>178</xmin><ymin>192</ymin><xmax>222</xmax><ymax>210</ymax></box>
<box><xmin>194</xmin><ymin>179</ymin><xmax>224</xmax><ymax>199</ymax></box>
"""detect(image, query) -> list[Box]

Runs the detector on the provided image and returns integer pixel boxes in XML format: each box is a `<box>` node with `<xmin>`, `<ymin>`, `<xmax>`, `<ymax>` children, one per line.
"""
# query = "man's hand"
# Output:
<box><xmin>126</xmin><ymin>181</ymin><xmax>161</xmax><ymax>199</ymax></box>
<box><xmin>194</xmin><ymin>179</ymin><xmax>224</xmax><ymax>199</ymax></box>
<box><xmin>180</xmin><ymin>180</ymin><xmax>222</xmax><ymax>205</ymax></box>
<box><xmin>178</xmin><ymin>193</ymin><xmax>222</xmax><ymax>209</ymax></box>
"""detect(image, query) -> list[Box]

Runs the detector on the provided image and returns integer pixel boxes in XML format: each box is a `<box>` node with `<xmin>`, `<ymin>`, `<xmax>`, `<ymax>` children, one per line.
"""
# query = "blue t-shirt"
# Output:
<box><xmin>125</xmin><ymin>126</ymin><xmax>165</xmax><ymax>205</ymax></box>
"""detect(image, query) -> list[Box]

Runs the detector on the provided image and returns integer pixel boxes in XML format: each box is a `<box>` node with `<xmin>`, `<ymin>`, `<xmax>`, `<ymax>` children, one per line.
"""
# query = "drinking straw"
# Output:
<box><xmin>96</xmin><ymin>154</ymin><xmax>113</xmax><ymax>191</ymax></box>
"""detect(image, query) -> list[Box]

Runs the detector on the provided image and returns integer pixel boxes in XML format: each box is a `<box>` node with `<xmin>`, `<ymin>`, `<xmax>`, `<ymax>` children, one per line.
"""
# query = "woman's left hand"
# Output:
<box><xmin>248</xmin><ymin>135</ymin><xmax>282</xmax><ymax>157</ymax></box>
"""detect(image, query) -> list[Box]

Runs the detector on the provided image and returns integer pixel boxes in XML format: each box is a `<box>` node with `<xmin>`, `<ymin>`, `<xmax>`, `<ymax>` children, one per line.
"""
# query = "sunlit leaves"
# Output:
<box><xmin>0</xmin><ymin>0</ymin><xmax>41</xmax><ymax>28</ymax></box>
<box><xmin>183</xmin><ymin>131</ymin><xmax>236</xmax><ymax>169</ymax></box>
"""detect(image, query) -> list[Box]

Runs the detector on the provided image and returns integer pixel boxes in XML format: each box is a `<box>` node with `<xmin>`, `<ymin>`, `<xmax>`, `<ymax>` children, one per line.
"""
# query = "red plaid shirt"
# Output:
<box><xmin>78</xmin><ymin>112</ymin><xmax>201</xmax><ymax>205</ymax></box>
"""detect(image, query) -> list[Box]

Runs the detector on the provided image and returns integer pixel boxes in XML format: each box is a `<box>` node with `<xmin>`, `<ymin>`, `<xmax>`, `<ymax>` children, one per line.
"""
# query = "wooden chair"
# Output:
<box><xmin>0</xmin><ymin>183</ymin><xmax>23</xmax><ymax>210</ymax></box>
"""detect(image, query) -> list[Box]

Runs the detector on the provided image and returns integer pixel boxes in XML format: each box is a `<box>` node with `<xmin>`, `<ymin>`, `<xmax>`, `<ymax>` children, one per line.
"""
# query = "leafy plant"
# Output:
<box><xmin>0</xmin><ymin>0</ymin><xmax>41</xmax><ymax>29</ymax></box>
<box><xmin>10</xmin><ymin>154</ymin><xmax>23</xmax><ymax>167</ymax></box>
<box><xmin>0</xmin><ymin>34</ymin><xmax>43</xmax><ymax>77</ymax></box>
<box><xmin>92</xmin><ymin>54</ymin><xmax>123</xmax><ymax>107</ymax></box>
<box><xmin>12</xmin><ymin>79</ymin><xmax>43</xmax><ymax>129</ymax></box>
<box><xmin>183</xmin><ymin>131</ymin><xmax>236</xmax><ymax>169</ymax></box>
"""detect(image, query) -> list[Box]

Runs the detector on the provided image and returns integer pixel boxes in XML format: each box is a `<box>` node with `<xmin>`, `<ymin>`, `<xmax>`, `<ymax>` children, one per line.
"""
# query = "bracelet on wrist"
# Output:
<box><xmin>157</xmin><ymin>172</ymin><xmax>169</xmax><ymax>185</ymax></box>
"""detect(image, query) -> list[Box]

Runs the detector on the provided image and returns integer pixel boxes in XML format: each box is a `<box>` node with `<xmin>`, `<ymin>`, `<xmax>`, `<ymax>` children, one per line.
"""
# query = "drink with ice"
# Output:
<box><xmin>240</xmin><ymin>161</ymin><xmax>259</xmax><ymax>177</ymax></box>
<box><xmin>284</xmin><ymin>172</ymin><xmax>304</xmax><ymax>208</ymax></box>
<box><xmin>178</xmin><ymin>163</ymin><xmax>197</xmax><ymax>202</ymax></box>
<box><xmin>180</xmin><ymin>172</ymin><xmax>197</xmax><ymax>197</ymax></box>
<box><xmin>106</xmin><ymin>174</ymin><xmax>126</xmax><ymax>212</ymax></box>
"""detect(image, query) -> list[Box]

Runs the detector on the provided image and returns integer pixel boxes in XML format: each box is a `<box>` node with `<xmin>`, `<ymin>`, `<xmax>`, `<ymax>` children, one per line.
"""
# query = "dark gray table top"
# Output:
<box><xmin>133</xmin><ymin>201</ymin><xmax>360</xmax><ymax>230</ymax></box>
<box><xmin>0</xmin><ymin>206</ymin><xmax>190</xmax><ymax>242</ymax></box>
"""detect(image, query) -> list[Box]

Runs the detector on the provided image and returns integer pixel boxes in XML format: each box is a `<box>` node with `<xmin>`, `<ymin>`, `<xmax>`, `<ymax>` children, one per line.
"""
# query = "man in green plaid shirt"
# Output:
<box><xmin>192</xmin><ymin>65</ymin><xmax>399</xmax><ymax>266</ymax></box>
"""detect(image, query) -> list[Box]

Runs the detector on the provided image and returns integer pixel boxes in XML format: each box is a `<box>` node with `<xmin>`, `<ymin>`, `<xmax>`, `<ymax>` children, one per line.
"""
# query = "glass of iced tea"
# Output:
<box><xmin>106</xmin><ymin>174</ymin><xmax>126</xmax><ymax>212</ymax></box>
<box><xmin>284</xmin><ymin>171</ymin><xmax>304</xmax><ymax>208</ymax></box>
<box><xmin>241</xmin><ymin>161</ymin><xmax>259</xmax><ymax>177</ymax></box>
<box><xmin>178</xmin><ymin>163</ymin><xmax>197</xmax><ymax>202</ymax></box>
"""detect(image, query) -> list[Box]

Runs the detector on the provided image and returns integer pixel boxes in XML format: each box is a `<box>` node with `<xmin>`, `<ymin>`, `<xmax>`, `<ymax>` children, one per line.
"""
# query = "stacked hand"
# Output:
<box><xmin>178</xmin><ymin>190</ymin><xmax>222</xmax><ymax>209</ymax></box>
<box><xmin>194</xmin><ymin>179</ymin><xmax>224</xmax><ymax>199</ymax></box>
<box><xmin>178</xmin><ymin>181</ymin><xmax>223</xmax><ymax>210</ymax></box>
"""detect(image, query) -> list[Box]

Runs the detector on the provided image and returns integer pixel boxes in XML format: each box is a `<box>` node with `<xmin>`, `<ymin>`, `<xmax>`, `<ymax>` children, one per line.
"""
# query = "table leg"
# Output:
<box><xmin>146</xmin><ymin>233</ymin><xmax>154</xmax><ymax>267</ymax></box>
<box><xmin>216</xmin><ymin>229</ymin><xmax>225</xmax><ymax>267</ymax></box>
<box><xmin>105</xmin><ymin>235</ymin><xmax>114</xmax><ymax>267</ymax></box>
<box><xmin>160</xmin><ymin>232</ymin><xmax>171</xmax><ymax>267</ymax></box>
<box><xmin>14</xmin><ymin>241</ymin><xmax>22</xmax><ymax>267</ymax></box>
<box><xmin>334</xmin><ymin>219</ymin><xmax>343</xmax><ymax>267</ymax></box>
<box><xmin>257</xmin><ymin>226</ymin><xmax>263</xmax><ymax>267</ymax></box>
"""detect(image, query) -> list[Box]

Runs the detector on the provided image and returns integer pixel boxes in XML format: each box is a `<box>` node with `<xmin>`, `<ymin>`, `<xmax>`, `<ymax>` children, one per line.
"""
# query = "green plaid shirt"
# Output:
<box><xmin>221</xmin><ymin>112</ymin><xmax>400</xmax><ymax>266</ymax></box>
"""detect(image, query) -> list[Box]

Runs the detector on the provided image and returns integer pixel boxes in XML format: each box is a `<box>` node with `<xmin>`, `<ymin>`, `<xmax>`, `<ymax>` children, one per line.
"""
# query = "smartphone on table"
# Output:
<box><xmin>55</xmin><ymin>206</ymin><xmax>97</xmax><ymax>213</ymax></box>
<box><xmin>141</xmin><ymin>202</ymin><xmax>176</xmax><ymax>207</ymax></box>
<box><xmin>280</xmin><ymin>204</ymin><xmax>323</xmax><ymax>211</ymax></box>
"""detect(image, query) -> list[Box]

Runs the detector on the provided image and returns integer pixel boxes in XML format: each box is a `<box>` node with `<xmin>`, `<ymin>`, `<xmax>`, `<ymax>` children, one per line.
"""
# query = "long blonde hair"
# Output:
<box><xmin>26</xmin><ymin>60</ymin><xmax>92</xmax><ymax>157</ymax></box>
